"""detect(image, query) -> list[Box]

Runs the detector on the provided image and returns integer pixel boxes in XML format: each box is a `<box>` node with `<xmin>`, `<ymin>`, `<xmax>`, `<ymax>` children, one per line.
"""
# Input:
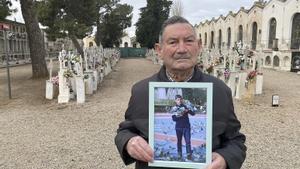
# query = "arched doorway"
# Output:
<box><xmin>227</xmin><ymin>27</ymin><xmax>231</xmax><ymax>49</ymax></box>
<box><xmin>252</xmin><ymin>22</ymin><xmax>258</xmax><ymax>50</ymax></box>
<box><xmin>218</xmin><ymin>29</ymin><xmax>222</xmax><ymax>49</ymax></box>
<box><xmin>291</xmin><ymin>53</ymin><xmax>300</xmax><ymax>71</ymax></box>
<box><xmin>268</xmin><ymin>18</ymin><xmax>277</xmax><ymax>49</ymax></box>
<box><xmin>283</xmin><ymin>56</ymin><xmax>290</xmax><ymax>67</ymax></box>
<box><xmin>210</xmin><ymin>31</ymin><xmax>215</xmax><ymax>48</ymax></box>
<box><xmin>273</xmin><ymin>55</ymin><xmax>280</xmax><ymax>67</ymax></box>
<box><xmin>291</xmin><ymin>13</ymin><xmax>300</xmax><ymax>49</ymax></box>
<box><xmin>124</xmin><ymin>42</ymin><xmax>128</xmax><ymax>48</ymax></box>
<box><xmin>265</xmin><ymin>56</ymin><xmax>271</xmax><ymax>66</ymax></box>
<box><xmin>238</xmin><ymin>25</ymin><xmax>243</xmax><ymax>42</ymax></box>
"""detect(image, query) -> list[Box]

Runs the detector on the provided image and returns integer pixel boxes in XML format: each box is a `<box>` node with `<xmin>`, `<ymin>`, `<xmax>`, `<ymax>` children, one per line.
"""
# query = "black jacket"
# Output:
<box><xmin>171</xmin><ymin>104</ymin><xmax>195</xmax><ymax>128</ymax></box>
<box><xmin>115</xmin><ymin>66</ymin><xmax>246</xmax><ymax>169</ymax></box>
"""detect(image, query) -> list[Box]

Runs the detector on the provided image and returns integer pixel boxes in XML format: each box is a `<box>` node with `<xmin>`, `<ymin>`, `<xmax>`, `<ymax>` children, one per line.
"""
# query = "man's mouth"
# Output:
<box><xmin>174</xmin><ymin>55</ymin><xmax>190</xmax><ymax>60</ymax></box>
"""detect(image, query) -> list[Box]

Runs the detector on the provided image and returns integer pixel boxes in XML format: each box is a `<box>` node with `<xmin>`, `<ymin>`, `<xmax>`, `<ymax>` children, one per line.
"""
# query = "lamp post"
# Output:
<box><xmin>0</xmin><ymin>23</ymin><xmax>12</xmax><ymax>99</ymax></box>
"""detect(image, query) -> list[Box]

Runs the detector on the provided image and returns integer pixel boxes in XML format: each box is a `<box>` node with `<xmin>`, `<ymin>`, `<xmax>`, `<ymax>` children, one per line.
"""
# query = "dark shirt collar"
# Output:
<box><xmin>157</xmin><ymin>65</ymin><xmax>203</xmax><ymax>82</ymax></box>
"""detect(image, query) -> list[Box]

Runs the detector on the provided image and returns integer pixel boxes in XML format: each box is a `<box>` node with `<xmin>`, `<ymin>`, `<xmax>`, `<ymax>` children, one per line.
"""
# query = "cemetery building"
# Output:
<box><xmin>0</xmin><ymin>19</ymin><xmax>81</xmax><ymax>66</ymax></box>
<box><xmin>0</xmin><ymin>19</ymin><xmax>30</xmax><ymax>65</ymax></box>
<box><xmin>195</xmin><ymin>0</ymin><xmax>300</xmax><ymax>72</ymax></box>
<box><xmin>120</xmin><ymin>34</ymin><xmax>132</xmax><ymax>48</ymax></box>
<box><xmin>83</xmin><ymin>36</ymin><xmax>97</xmax><ymax>48</ymax></box>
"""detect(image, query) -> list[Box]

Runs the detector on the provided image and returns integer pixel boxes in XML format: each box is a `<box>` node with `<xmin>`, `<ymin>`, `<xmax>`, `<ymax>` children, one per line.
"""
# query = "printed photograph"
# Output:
<box><xmin>149</xmin><ymin>82</ymin><xmax>212</xmax><ymax>169</ymax></box>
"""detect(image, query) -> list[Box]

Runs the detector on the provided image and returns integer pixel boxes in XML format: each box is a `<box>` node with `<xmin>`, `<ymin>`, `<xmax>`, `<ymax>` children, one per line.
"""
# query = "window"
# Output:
<box><xmin>291</xmin><ymin>13</ymin><xmax>300</xmax><ymax>49</ymax></box>
<box><xmin>227</xmin><ymin>27</ymin><xmax>231</xmax><ymax>49</ymax></box>
<box><xmin>265</xmin><ymin>56</ymin><xmax>271</xmax><ymax>66</ymax></box>
<box><xmin>210</xmin><ymin>31</ymin><xmax>214</xmax><ymax>48</ymax></box>
<box><xmin>252</xmin><ymin>22</ymin><xmax>258</xmax><ymax>50</ymax></box>
<box><xmin>268</xmin><ymin>18</ymin><xmax>277</xmax><ymax>49</ymax></box>
<box><xmin>218</xmin><ymin>29</ymin><xmax>222</xmax><ymax>49</ymax></box>
<box><xmin>238</xmin><ymin>25</ymin><xmax>243</xmax><ymax>42</ymax></box>
<box><xmin>273</xmin><ymin>55</ymin><xmax>280</xmax><ymax>67</ymax></box>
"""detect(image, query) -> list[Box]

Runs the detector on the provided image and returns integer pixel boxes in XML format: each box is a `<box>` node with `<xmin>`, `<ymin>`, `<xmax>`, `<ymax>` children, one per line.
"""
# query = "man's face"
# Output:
<box><xmin>175</xmin><ymin>98</ymin><xmax>182</xmax><ymax>105</ymax></box>
<box><xmin>155</xmin><ymin>23</ymin><xmax>201</xmax><ymax>72</ymax></box>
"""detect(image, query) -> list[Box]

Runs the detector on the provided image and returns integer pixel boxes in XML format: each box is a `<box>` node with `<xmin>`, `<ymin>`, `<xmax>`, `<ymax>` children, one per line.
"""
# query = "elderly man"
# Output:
<box><xmin>115</xmin><ymin>16</ymin><xmax>246</xmax><ymax>169</ymax></box>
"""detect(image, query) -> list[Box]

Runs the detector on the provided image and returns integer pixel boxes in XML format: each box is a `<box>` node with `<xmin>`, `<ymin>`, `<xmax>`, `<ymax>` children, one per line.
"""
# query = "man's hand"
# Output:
<box><xmin>205</xmin><ymin>152</ymin><xmax>227</xmax><ymax>169</ymax></box>
<box><xmin>126</xmin><ymin>136</ymin><xmax>154</xmax><ymax>162</ymax></box>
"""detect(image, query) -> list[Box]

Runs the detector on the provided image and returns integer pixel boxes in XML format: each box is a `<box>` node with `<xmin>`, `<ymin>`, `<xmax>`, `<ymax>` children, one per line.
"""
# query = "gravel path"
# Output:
<box><xmin>236</xmin><ymin>68</ymin><xmax>300</xmax><ymax>169</ymax></box>
<box><xmin>0</xmin><ymin>58</ymin><xmax>299</xmax><ymax>169</ymax></box>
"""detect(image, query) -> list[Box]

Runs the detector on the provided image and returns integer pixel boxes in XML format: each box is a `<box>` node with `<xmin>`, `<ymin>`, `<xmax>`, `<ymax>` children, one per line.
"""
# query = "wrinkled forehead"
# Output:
<box><xmin>162</xmin><ymin>23</ymin><xmax>197</xmax><ymax>40</ymax></box>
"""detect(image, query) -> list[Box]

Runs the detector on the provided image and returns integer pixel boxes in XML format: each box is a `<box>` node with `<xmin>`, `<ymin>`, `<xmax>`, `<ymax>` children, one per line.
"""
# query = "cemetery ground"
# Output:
<box><xmin>0</xmin><ymin>58</ymin><xmax>300</xmax><ymax>169</ymax></box>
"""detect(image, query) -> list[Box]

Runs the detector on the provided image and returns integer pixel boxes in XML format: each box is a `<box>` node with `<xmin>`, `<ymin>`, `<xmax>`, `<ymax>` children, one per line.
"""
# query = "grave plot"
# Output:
<box><xmin>45</xmin><ymin>46</ymin><xmax>120</xmax><ymax>104</ymax></box>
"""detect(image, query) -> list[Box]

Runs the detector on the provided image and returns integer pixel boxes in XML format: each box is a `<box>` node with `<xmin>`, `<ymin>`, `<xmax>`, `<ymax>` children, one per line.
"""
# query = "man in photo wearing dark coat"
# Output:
<box><xmin>170</xmin><ymin>94</ymin><xmax>196</xmax><ymax>161</ymax></box>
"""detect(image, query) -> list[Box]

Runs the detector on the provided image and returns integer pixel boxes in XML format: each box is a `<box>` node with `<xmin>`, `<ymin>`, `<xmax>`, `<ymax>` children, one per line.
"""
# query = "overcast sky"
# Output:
<box><xmin>7</xmin><ymin>0</ymin><xmax>256</xmax><ymax>37</ymax></box>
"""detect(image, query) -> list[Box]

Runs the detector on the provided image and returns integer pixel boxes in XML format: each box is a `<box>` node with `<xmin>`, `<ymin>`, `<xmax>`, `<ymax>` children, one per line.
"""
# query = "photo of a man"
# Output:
<box><xmin>151</xmin><ymin>86</ymin><xmax>208</xmax><ymax>166</ymax></box>
<box><xmin>170</xmin><ymin>94</ymin><xmax>196</xmax><ymax>161</ymax></box>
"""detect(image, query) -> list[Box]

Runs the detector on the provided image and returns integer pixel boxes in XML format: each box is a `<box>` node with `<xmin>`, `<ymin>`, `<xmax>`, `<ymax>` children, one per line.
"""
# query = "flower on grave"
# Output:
<box><xmin>63</xmin><ymin>69</ymin><xmax>73</xmax><ymax>78</ymax></box>
<box><xmin>50</xmin><ymin>75</ymin><xmax>59</xmax><ymax>86</ymax></box>
<box><xmin>247</xmin><ymin>70</ymin><xmax>257</xmax><ymax>82</ymax></box>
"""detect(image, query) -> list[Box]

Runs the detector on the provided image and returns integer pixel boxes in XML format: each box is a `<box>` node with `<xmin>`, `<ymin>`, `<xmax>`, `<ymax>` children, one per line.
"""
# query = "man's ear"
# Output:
<box><xmin>155</xmin><ymin>43</ymin><xmax>163</xmax><ymax>60</ymax></box>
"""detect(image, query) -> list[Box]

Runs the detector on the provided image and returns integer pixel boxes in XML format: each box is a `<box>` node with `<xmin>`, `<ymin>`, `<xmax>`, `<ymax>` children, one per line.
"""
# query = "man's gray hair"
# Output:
<box><xmin>159</xmin><ymin>16</ymin><xmax>196</xmax><ymax>43</ymax></box>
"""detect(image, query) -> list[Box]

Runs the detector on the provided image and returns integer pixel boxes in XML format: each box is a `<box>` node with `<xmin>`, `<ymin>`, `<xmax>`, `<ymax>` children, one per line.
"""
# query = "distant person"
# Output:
<box><xmin>115</xmin><ymin>16</ymin><xmax>246</xmax><ymax>169</ymax></box>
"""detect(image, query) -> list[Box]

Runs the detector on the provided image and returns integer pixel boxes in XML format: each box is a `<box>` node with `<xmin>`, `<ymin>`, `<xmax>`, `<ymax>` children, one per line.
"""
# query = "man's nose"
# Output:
<box><xmin>177</xmin><ymin>41</ymin><xmax>187</xmax><ymax>53</ymax></box>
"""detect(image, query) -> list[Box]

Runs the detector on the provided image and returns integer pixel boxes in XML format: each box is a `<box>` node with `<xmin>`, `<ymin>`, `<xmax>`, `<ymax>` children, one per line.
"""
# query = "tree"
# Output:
<box><xmin>36</xmin><ymin>0</ymin><xmax>98</xmax><ymax>56</ymax></box>
<box><xmin>94</xmin><ymin>0</ymin><xmax>118</xmax><ymax>46</ymax></box>
<box><xmin>170</xmin><ymin>0</ymin><xmax>183</xmax><ymax>17</ymax></box>
<box><xmin>95</xmin><ymin>0</ymin><xmax>133</xmax><ymax>47</ymax></box>
<box><xmin>135</xmin><ymin>0</ymin><xmax>172</xmax><ymax>48</ymax></box>
<box><xmin>0</xmin><ymin>0</ymin><xmax>15</xmax><ymax>20</ymax></box>
<box><xmin>20</xmin><ymin>0</ymin><xmax>48</xmax><ymax>78</ymax></box>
